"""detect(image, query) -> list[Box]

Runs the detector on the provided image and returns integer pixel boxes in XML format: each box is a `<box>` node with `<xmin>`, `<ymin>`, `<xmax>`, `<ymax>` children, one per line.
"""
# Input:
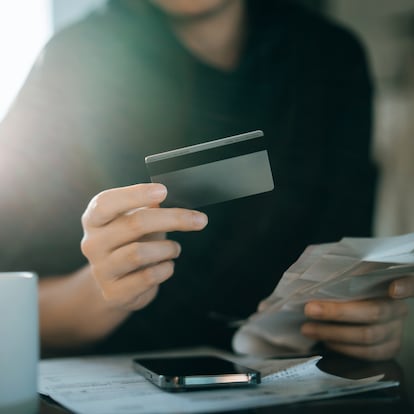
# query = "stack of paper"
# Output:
<box><xmin>233</xmin><ymin>233</ymin><xmax>414</xmax><ymax>356</ymax></box>
<box><xmin>39</xmin><ymin>348</ymin><xmax>398</xmax><ymax>414</ymax></box>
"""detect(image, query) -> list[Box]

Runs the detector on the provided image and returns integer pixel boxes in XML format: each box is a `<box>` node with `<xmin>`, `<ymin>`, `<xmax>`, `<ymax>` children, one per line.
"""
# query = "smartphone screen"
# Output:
<box><xmin>132</xmin><ymin>355</ymin><xmax>261</xmax><ymax>391</ymax></box>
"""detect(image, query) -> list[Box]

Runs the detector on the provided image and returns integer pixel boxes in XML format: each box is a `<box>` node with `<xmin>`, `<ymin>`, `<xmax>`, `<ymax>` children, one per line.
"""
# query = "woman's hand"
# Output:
<box><xmin>302</xmin><ymin>276</ymin><xmax>414</xmax><ymax>360</ymax></box>
<box><xmin>81</xmin><ymin>183</ymin><xmax>208</xmax><ymax>313</ymax></box>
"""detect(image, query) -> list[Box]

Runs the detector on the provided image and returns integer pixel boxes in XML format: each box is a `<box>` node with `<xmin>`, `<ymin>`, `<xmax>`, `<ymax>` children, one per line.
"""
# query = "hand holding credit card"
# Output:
<box><xmin>145</xmin><ymin>130</ymin><xmax>275</xmax><ymax>208</ymax></box>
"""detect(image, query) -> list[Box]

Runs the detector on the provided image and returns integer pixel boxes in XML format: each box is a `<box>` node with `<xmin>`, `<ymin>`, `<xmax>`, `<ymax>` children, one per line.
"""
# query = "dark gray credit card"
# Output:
<box><xmin>145</xmin><ymin>130</ymin><xmax>275</xmax><ymax>209</ymax></box>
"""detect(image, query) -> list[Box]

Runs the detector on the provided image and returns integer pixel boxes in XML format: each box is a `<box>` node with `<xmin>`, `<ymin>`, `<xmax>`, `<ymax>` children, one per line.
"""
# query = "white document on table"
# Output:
<box><xmin>233</xmin><ymin>232</ymin><xmax>414</xmax><ymax>356</ymax></box>
<box><xmin>39</xmin><ymin>348</ymin><xmax>398</xmax><ymax>414</ymax></box>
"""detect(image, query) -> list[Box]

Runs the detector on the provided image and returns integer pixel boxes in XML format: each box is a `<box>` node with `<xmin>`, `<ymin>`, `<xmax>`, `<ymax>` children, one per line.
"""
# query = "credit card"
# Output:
<box><xmin>145</xmin><ymin>130</ymin><xmax>275</xmax><ymax>209</ymax></box>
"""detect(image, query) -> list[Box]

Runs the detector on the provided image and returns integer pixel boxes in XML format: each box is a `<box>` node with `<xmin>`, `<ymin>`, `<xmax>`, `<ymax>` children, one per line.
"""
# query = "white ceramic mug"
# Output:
<box><xmin>0</xmin><ymin>272</ymin><xmax>38</xmax><ymax>414</ymax></box>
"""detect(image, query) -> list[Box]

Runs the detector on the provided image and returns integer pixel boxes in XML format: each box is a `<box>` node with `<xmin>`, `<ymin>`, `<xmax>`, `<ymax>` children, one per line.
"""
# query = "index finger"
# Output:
<box><xmin>304</xmin><ymin>298</ymin><xmax>408</xmax><ymax>324</ymax></box>
<box><xmin>82</xmin><ymin>183</ymin><xmax>167</xmax><ymax>228</ymax></box>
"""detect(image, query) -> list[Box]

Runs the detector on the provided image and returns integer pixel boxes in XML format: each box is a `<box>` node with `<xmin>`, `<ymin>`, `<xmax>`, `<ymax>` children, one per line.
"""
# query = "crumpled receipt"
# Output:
<box><xmin>233</xmin><ymin>232</ymin><xmax>414</xmax><ymax>356</ymax></box>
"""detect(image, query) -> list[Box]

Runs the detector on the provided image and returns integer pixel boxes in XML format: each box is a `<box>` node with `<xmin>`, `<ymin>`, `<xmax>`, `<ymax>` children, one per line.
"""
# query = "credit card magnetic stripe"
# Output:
<box><xmin>145</xmin><ymin>133</ymin><xmax>267</xmax><ymax>176</ymax></box>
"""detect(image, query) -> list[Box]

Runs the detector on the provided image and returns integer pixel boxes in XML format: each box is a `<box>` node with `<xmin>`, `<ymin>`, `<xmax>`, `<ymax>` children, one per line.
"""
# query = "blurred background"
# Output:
<box><xmin>0</xmin><ymin>0</ymin><xmax>413</xmax><ymax>385</ymax></box>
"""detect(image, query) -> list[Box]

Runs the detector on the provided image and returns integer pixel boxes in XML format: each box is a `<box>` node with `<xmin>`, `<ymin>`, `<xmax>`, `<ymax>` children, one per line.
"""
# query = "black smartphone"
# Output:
<box><xmin>132</xmin><ymin>355</ymin><xmax>261</xmax><ymax>391</ymax></box>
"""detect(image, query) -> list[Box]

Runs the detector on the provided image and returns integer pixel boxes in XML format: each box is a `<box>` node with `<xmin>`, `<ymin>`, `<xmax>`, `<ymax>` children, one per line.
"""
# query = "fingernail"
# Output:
<box><xmin>175</xmin><ymin>242</ymin><xmax>182</xmax><ymax>257</ymax></box>
<box><xmin>306</xmin><ymin>303</ymin><xmax>323</xmax><ymax>317</ymax></box>
<box><xmin>192</xmin><ymin>212</ymin><xmax>208</xmax><ymax>228</ymax></box>
<box><xmin>150</xmin><ymin>184</ymin><xmax>167</xmax><ymax>200</ymax></box>
<box><xmin>392</xmin><ymin>282</ymin><xmax>405</xmax><ymax>298</ymax></box>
